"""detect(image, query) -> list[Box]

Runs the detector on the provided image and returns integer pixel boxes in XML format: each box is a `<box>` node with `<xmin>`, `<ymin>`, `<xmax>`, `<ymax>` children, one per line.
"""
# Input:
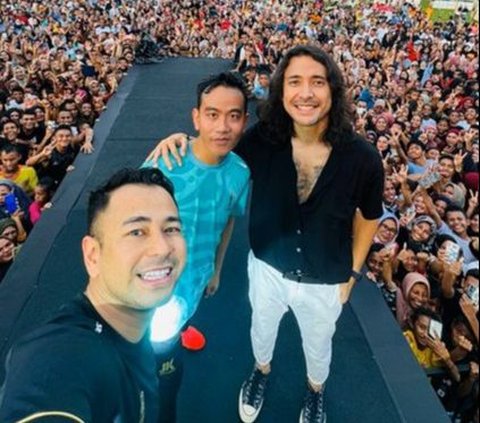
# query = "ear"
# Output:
<box><xmin>192</xmin><ymin>108</ymin><xmax>200</xmax><ymax>132</ymax></box>
<box><xmin>82</xmin><ymin>235</ymin><xmax>101</xmax><ymax>279</ymax></box>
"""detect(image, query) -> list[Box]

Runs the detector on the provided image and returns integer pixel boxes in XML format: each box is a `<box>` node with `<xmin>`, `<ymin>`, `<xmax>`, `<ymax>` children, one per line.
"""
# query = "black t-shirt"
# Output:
<box><xmin>0</xmin><ymin>295</ymin><xmax>161</xmax><ymax>423</ymax></box>
<box><xmin>235</xmin><ymin>122</ymin><xmax>384</xmax><ymax>283</ymax></box>
<box><xmin>18</xmin><ymin>126</ymin><xmax>45</xmax><ymax>145</ymax></box>
<box><xmin>38</xmin><ymin>145</ymin><xmax>77</xmax><ymax>185</ymax></box>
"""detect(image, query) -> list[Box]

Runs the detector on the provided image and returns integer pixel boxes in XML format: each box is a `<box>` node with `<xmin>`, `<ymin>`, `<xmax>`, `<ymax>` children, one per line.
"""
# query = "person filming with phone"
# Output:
<box><xmin>403</xmin><ymin>307</ymin><xmax>461</xmax><ymax>382</ymax></box>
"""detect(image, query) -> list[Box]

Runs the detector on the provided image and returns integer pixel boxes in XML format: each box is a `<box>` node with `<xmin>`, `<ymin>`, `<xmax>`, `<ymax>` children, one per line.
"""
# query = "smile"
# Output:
<box><xmin>294</xmin><ymin>104</ymin><xmax>318</xmax><ymax>111</ymax></box>
<box><xmin>137</xmin><ymin>267</ymin><xmax>174</xmax><ymax>288</ymax></box>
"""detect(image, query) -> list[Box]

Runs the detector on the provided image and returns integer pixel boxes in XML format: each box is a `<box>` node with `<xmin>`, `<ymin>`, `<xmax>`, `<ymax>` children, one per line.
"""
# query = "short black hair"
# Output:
<box><xmin>1</xmin><ymin>119</ymin><xmax>19</xmax><ymax>130</ymax></box>
<box><xmin>22</xmin><ymin>108</ymin><xmax>37</xmax><ymax>117</ymax></box>
<box><xmin>465</xmin><ymin>268</ymin><xmax>479</xmax><ymax>280</ymax></box>
<box><xmin>439</xmin><ymin>153</ymin><xmax>454</xmax><ymax>163</ymax></box>
<box><xmin>87</xmin><ymin>168</ymin><xmax>176</xmax><ymax>235</ymax></box>
<box><xmin>0</xmin><ymin>143</ymin><xmax>22</xmax><ymax>156</ymax></box>
<box><xmin>10</xmin><ymin>86</ymin><xmax>24</xmax><ymax>94</ymax></box>
<box><xmin>445</xmin><ymin>204</ymin><xmax>466</xmax><ymax>218</ymax></box>
<box><xmin>411</xmin><ymin>307</ymin><xmax>440</xmax><ymax>324</ymax></box>
<box><xmin>407</xmin><ymin>140</ymin><xmax>426</xmax><ymax>151</ymax></box>
<box><xmin>196</xmin><ymin>72</ymin><xmax>248</xmax><ymax>113</ymax></box>
<box><xmin>53</xmin><ymin>124</ymin><xmax>73</xmax><ymax>136</ymax></box>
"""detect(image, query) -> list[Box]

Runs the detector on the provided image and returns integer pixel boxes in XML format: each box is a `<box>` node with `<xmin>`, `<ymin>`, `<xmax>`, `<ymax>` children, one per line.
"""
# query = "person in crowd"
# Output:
<box><xmin>403</xmin><ymin>307</ymin><xmax>460</xmax><ymax>382</ymax></box>
<box><xmin>29</xmin><ymin>177</ymin><xmax>54</xmax><ymax>225</ymax></box>
<box><xmin>363</xmin><ymin>243</ymin><xmax>398</xmax><ymax>315</ymax></box>
<box><xmin>26</xmin><ymin>125</ymin><xmax>77</xmax><ymax>187</ymax></box>
<box><xmin>396</xmin><ymin>272</ymin><xmax>431</xmax><ymax>330</ymax></box>
<box><xmin>0</xmin><ymin>216</ymin><xmax>26</xmax><ymax>249</ymax></box>
<box><xmin>0</xmin><ymin>235</ymin><xmax>15</xmax><ymax>283</ymax></box>
<box><xmin>0</xmin><ymin>144</ymin><xmax>38</xmax><ymax>196</ymax></box>
<box><xmin>0</xmin><ymin>167</ymin><xmax>187</xmax><ymax>421</ymax></box>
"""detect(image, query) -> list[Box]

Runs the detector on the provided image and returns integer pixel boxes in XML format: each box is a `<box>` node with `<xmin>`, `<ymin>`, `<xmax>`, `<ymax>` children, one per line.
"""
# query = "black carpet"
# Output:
<box><xmin>0</xmin><ymin>58</ymin><xmax>449</xmax><ymax>423</ymax></box>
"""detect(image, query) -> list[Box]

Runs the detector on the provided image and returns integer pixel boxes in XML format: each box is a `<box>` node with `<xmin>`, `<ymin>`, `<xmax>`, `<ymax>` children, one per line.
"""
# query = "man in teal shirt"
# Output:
<box><xmin>143</xmin><ymin>72</ymin><xmax>250</xmax><ymax>347</ymax></box>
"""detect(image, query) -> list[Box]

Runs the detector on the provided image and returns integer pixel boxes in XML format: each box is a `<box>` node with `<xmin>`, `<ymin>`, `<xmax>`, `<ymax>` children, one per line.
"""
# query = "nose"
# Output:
<box><xmin>299</xmin><ymin>82</ymin><xmax>313</xmax><ymax>98</ymax></box>
<box><xmin>147</xmin><ymin>230</ymin><xmax>173</xmax><ymax>259</ymax></box>
<box><xmin>216</xmin><ymin>115</ymin><xmax>230</xmax><ymax>133</ymax></box>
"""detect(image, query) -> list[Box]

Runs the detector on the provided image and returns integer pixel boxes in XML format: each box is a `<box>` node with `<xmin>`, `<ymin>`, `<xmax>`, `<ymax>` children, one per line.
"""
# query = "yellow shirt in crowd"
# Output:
<box><xmin>0</xmin><ymin>165</ymin><xmax>38</xmax><ymax>196</ymax></box>
<box><xmin>403</xmin><ymin>330</ymin><xmax>443</xmax><ymax>369</ymax></box>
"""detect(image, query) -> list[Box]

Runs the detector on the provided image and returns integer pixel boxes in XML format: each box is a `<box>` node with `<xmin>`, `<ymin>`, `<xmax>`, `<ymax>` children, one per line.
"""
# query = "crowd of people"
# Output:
<box><xmin>0</xmin><ymin>0</ymin><xmax>478</xmax><ymax>421</ymax></box>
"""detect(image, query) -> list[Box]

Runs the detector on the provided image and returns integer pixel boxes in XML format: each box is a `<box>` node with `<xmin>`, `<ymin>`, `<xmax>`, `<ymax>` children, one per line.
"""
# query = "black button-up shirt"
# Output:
<box><xmin>236</xmin><ymin>122</ymin><xmax>384</xmax><ymax>285</ymax></box>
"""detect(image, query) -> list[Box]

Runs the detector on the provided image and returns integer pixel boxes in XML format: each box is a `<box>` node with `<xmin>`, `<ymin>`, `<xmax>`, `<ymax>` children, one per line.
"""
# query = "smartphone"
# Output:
<box><xmin>4</xmin><ymin>192</ymin><xmax>18</xmax><ymax>214</ymax></box>
<box><xmin>418</xmin><ymin>170</ymin><xmax>441</xmax><ymax>189</ymax></box>
<box><xmin>444</xmin><ymin>241</ymin><xmax>461</xmax><ymax>264</ymax></box>
<box><xmin>465</xmin><ymin>285</ymin><xmax>479</xmax><ymax>308</ymax></box>
<box><xmin>428</xmin><ymin>319</ymin><xmax>443</xmax><ymax>339</ymax></box>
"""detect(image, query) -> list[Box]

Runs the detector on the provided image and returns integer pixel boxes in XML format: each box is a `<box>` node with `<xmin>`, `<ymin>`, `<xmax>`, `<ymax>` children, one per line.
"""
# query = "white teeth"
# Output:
<box><xmin>296</xmin><ymin>105</ymin><xmax>316</xmax><ymax>111</ymax></box>
<box><xmin>140</xmin><ymin>268</ymin><xmax>171</xmax><ymax>280</ymax></box>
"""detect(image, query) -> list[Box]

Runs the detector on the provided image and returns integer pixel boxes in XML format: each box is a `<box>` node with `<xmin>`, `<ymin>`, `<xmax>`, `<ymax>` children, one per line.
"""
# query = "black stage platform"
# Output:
<box><xmin>0</xmin><ymin>58</ymin><xmax>450</xmax><ymax>422</ymax></box>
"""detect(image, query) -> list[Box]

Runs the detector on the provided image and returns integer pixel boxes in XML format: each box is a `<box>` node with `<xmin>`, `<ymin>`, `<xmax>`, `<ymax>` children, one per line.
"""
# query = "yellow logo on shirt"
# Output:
<box><xmin>159</xmin><ymin>358</ymin><xmax>176</xmax><ymax>376</ymax></box>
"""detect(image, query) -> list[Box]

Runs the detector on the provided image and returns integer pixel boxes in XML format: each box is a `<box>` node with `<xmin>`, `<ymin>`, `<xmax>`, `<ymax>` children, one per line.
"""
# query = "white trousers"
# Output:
<box><xmin>248</xmin><ymin>251</ymin><xmax>343</xmax><ymax>386</ymax></box>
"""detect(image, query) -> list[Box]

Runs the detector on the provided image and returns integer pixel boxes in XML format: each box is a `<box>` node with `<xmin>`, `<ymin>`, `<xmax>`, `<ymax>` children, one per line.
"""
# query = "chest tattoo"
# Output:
<box><xmin>294</xmin><ymin>161</ymin><xmax>325</xmax><ymax>203</ymax></box>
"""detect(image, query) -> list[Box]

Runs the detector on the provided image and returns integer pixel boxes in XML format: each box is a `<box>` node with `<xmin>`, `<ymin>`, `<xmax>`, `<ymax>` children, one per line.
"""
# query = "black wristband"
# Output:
<box><xmin>351</xmin><ymin>270</ymin><xmax>362</xmax><ymax>282</ymax></box>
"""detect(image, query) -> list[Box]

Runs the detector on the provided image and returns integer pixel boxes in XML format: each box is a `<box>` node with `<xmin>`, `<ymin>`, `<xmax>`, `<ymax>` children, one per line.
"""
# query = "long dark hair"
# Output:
<box><xmin>258</xmin><ymin>45</ymin><xmax>353</xmax><ymax>146</ymax></box>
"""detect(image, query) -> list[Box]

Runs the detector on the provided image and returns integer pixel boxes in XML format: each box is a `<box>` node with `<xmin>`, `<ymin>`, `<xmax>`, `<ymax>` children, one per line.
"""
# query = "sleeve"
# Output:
<box><xmin>29</xmin><ymin>167</ymin><xmax>39</xmax><ymax>192</ymax></box>
<box><xmin>0</xmin><ymin>333</ymin><xmax>107</xmax><ymax>422</ymax></box>
<box><xmin>29</xmin><ymin>202</ymin><xmax>42</xmax><ymax>225</ymax></box>
<box><xmin>232</xmin><ymin>178</ymin><xmax>250</xmax><ymax>217</ymax></box>
<box><xmin>359</xmin><ymin>146</ymin><xmax>385</xmax><ymax>220</ymax></box>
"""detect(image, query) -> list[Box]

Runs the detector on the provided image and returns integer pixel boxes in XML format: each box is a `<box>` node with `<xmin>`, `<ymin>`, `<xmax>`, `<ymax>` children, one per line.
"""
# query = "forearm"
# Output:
<box><xmin>440</xmin><ymin>271</ymin><xmax>457</xmax><ymax>298</ymax></box>
<box><xmin>26</xmin><ymin>152</ymin><xmax>48</xmax><ymax>167</ymax></box>
<box><xmin>399</xmin><ymin>182</ymin><xmax>412</xmax><ymax>207</ymax></box>
<box><xmin>352</xmin><ymin>211</ymin><xmax>379</xmax><ymax>273</ymax></box>
<box><xmin>72</xmin><ymin>132</ymin><xmax>86</xmax><ymax>145</ymax></box>
<box><xmin>443</xmin><ymin>358</ymin><xmax>461</xmax><ymax>383</ymax></box>
<box><xmin>213</xmin><ymin>217</ymin><xmax>235</xmax><ymax>276</ymax></box>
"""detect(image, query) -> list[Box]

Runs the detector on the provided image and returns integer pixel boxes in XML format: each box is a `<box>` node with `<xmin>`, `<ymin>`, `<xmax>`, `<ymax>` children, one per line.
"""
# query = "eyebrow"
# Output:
<box><xmin>286</xmin><ymin>75</ymin><xmax>327</xmax><ymax>81</ymax></box>
<box><xmin>122</xmin><ymin>216</ymin><xmax>182</xmax><ymax>226</ymax></box>
<box><xmin>204</xmin><ymin>106</ymin><xmax>243</xmax><ymax>114</ymax></box>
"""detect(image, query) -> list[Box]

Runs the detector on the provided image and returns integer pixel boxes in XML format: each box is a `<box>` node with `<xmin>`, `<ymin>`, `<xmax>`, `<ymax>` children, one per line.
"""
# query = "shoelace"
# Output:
<box><xmin>304</xmin><ymin>390</ymin><xmax>324</xmax><ymax>421</ymax></box>
<box><xmin>243</xmin><ymin>371</ymin><xmax>267</xmax><ymax>407</ymax></box>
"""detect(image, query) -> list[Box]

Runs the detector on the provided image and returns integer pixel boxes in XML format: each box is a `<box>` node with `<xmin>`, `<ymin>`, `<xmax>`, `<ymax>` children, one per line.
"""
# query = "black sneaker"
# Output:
<box><xmin>238</xmin><ymin>368</ymin><xmax>269</xmax><ymax>423</ymax></box>
<box><xmin>299</xmin><ymin>385</ymin><xmax>326</xmax><ymax>423</ymax></box>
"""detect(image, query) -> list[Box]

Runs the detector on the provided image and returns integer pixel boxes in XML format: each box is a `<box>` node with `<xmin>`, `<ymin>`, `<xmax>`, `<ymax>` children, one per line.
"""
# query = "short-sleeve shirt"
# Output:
<box><xmin>0</xmin><ymin>295</ymin><xmax>161</xmax><ymax>422</ymax></box>
<box><xmin>235</xmin><ymin>122</ymin><xmax>384</xmax><ymax>284</ymax></box>
<box><xmin>0</xmin><ymin>165</ymin><xmax>38</xmax><ymax>196</ymax></box>
<box><xmin>143</xmin><ymin>143</ymin><xmax>250</xmax><ymax>320</ymax></box>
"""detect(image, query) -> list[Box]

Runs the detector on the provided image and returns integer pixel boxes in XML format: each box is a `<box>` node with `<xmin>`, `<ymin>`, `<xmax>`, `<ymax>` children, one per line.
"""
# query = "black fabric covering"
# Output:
<box><xmin>0</xmin><ymin>58</ymin><xmax>449</xmax><ymax>422</ymax></box>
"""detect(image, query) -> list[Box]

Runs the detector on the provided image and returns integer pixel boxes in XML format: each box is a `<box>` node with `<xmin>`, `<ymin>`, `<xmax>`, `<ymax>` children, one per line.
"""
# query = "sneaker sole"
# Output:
<box><xmin>238</xmin><ymin>386</ymin><xmax>263</xmax><ymax>423</ymax></box>
<box><xmin>299</xmin><ymin>409</ymin><xmax>326</xmax><ymax>423</ymax></box>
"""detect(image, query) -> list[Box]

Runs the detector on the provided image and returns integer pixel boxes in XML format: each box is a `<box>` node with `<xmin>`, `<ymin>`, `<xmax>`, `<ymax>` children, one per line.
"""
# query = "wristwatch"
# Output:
<box><xmin>351</xmin><ymin>270</ymin><xmax>362</xmax><ymax>282</ymax></box>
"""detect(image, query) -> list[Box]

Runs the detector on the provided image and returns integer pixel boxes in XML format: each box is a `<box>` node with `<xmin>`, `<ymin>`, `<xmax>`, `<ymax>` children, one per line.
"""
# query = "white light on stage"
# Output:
<box><xmin>150</xmin><ymin>295</ymin><xmax>185</xmax><ymax>343</ymax></box>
